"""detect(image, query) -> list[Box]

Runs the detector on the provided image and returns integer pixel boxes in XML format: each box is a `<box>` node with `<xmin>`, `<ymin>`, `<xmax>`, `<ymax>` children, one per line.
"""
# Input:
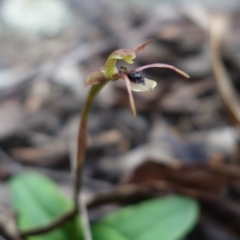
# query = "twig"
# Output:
<box><xmin>19</xmin><ymin>209</ymin><xmax>76</xmax><ymax>238</ymax></box>
<box><xmin>208</xmin><ymin>160</ymin><xmax>240</xmax><ymax>178</ymax></box>
<box><xmin>87</xmin><ymin>180</ymin><xmax>217</xmax><ymax>209</ymax></box>
<box><xmin>86</xmin><ymin>179</ymin><xmax>240</xmax><ymax>232</ymax></box>
<box><xmin>210</xmin><ymin>14</ymin><xmax>240</xmax><ymax>164</ymax></box>
<box><xmin>79</xmin><ymin>194</ymin><xmax>92</xmax><ymax>240</ymax></box>
<box><xmin>0</xmin><ymin>206</ymin><xmax>20</xmax><ymax>240</ymax></box>
<box><xmin>210</xmin><ymin>14</ymin><xmax>240</xmax><ymax>129</ymax></box>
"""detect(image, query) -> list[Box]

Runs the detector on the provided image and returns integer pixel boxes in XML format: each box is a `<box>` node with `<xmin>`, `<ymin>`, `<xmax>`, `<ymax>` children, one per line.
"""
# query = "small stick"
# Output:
<box><xmin>80</xmin><ymin>194</ymin><xmax>93</xmax><ymax>240</ymax></box>
<box><xmin>20</xmin><ymin>209</ymin><xmax>76</xmax><ymax>238</ymax></box>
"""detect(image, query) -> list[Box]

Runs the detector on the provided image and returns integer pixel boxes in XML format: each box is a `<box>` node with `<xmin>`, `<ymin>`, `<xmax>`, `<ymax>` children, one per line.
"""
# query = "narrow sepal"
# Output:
<box><xmin>122</xmin><ymin>74</ymin><xmax>137</xmax><ymax>116</ymax></box>
<box><xmin>134</xmin><ymin>63</ymin><xmax>190</xmax><ymax>78</ymax></box>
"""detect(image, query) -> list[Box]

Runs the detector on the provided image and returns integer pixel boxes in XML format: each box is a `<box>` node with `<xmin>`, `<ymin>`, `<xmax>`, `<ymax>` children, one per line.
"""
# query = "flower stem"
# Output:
<box><xmin>74</xmin><ymin>80</ymin><xmax>109</xmax><ymax>206</ymax></box>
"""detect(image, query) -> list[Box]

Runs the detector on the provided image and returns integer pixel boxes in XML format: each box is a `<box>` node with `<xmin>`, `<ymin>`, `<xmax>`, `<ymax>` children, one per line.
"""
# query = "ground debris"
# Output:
<box><xmin>1</xmin><ymin>1</ymin><xmax>240</xmax><ymax>239</ymax></box>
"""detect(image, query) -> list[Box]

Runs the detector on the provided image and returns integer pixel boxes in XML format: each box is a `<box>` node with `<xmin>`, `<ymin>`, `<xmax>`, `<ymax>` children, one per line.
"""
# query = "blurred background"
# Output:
<box><xmin>1</xmin><ymin>0</ymin><xmax>240</xmax><ymax>239</ymax></box>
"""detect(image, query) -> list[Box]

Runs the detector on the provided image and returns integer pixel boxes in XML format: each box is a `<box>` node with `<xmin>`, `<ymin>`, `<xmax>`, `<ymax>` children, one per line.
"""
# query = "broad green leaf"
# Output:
<box><xmin>91</xmin><ymin>224</ymin><xmax>128</xmax><ymax>240</ymax></box>
<box><xmin>10</xmin><ymin>172</ymin><xmax>83</xmax><ymax>240</ymax></box>
<box><xmin>92</xmin><ymin>196</ymin><xmax>199</xmax><ymax>240</ymax></box>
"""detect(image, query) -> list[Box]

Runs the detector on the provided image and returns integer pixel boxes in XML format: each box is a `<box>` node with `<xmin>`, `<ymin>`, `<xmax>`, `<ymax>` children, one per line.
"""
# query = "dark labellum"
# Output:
<box><xmin>127</xmin><ymin>71</ymin><xmax>145</xmax><ymax>85</ymax></box>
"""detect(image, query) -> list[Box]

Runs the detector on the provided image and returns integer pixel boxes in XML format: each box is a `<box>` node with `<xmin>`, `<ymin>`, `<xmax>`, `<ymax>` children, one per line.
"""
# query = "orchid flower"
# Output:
<box><xmin>74</xmin><ymin>40</ymin><xmax>190</xmax><ymax>216</ymax></box>
<box><xmin>84</xmin><ymin>39</ymin><xmax>189</xmax><ymax>116</ymax></box>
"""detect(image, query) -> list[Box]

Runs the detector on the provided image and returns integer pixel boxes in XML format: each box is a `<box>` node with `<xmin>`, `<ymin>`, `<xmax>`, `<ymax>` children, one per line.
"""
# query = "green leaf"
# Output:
<box><xmin>10</xmin><ymin>172</ymin><xmax>83</xmax><ymax>240</ymax></box>
<box><xmin>92</xmin><ymin>196</ymin><xmax>199</xmax><ymax>240</ymax></box>
<box><xmin>91</xmin><ymin>224</ymin><xmax>128</xmax><ymax>240</ymax></box>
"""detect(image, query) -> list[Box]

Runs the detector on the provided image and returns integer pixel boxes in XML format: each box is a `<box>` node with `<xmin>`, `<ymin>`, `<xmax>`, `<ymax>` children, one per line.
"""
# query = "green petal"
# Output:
<box><xmin>84</xmin><ymin>69</ymin><xmax>107</xmax><ymax>86</ymax></box>
<box><xmin>104</xmin><ymin>40</ymin><xmax>153</xmax><ymax>78</ymax></box>
<box><xmin>111</xmin><ymin>53</ymin><xmax>136</xmax><ymax>64</ymax></box>
<box><xmin>104</xmin><ymin>51</ymin><xmax>136</xmax><ymax>78</ymax></box>
<box><xmin>130</xmin><ymin>78</ymin><xmax>157</xmax><ymax>93</ymax></box>
<box><xmin>104</xmin><ymin>58</ymin><xmax>119</xmax><ymax>78</ymax></box>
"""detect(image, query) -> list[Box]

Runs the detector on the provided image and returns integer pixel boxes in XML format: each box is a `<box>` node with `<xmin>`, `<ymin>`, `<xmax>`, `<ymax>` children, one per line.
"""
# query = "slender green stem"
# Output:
<box><xmin>19</xmin><ymin>80</ymin><xmax>109</xmax><ymax>239</ymax></box>
<box><xmin>74</xmin><ymin>80</ymin><xmax>109</xmax><ymax>206</ymax></box>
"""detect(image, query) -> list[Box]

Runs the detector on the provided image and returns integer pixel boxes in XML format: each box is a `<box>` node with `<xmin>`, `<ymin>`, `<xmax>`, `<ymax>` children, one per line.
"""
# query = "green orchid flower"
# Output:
<box><xmin>84</xmin><ymin>39</ymin><xmax>189</xmax><ymax>116</ymax></box>
<box><xmin>73</xmin><ymin>41</ymin><xmax>190</xmax><ymax>211</ymax></box>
